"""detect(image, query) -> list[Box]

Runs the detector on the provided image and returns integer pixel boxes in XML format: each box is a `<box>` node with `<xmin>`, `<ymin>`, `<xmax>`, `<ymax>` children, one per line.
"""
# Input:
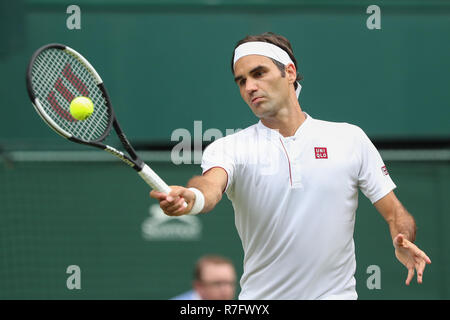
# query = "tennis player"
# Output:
<box><xmin>151</xmin><ymin>32</ymin><xmax>431</xmax><ymax>299</ymax></box>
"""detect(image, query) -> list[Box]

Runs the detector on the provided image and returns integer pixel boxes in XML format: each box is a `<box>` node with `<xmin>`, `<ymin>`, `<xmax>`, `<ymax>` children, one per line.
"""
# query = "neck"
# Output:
<box><xmin>260</xmin><ymin>96</ymin><xmax>306</xmax><ymax>137</ymax></box>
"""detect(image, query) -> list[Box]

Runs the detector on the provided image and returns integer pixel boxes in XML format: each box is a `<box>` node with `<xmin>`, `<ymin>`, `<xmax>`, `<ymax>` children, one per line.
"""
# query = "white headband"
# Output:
<box><xmin>233</xmin><ymin>41</ymin><xmax>301</xmax><ymax>97</ymax></box>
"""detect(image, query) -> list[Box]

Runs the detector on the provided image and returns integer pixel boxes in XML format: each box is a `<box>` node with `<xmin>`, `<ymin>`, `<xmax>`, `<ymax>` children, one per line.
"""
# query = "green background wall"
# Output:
<box><xmin>0</xmin><ymin>0</ymin><xmax>449</xmax><ymax>300</ymax></box>
<box><xmin>1</xmin><ymin>0</ymin><xmax>449</xmax><ymax>149</ymax></box>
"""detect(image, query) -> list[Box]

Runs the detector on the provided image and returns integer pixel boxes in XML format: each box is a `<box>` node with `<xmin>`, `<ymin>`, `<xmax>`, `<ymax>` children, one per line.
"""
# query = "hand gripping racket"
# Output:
<box><xmin>26</xmin><ymin>43</ymin><xmax>184</xmax><ymax>204</ymax></box>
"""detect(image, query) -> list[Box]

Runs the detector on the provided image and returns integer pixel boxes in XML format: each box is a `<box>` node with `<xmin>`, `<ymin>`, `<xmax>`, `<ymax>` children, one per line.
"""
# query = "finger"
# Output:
<box><xmin>167</xmin><ymin>188</ymin><xmax>186</xmax><ymax>202</ymax></box>
<box><xmin>411</xmin><ymin>247</ymin><xmax>432</xmax><ymax>265</ymax></box>
<box><xmin>422</xmin><ymin>252</ymin><xmax>432</xmax><ymax>264</ymax></box>
<box><xmin>412</xmin><ymin>245</ymin><xmax>432</xmax><ymax>264</ymax></box>
<box><xmin>167</xmin><ymin>198</ymin><xmax>188</xmax><ymax>216</ymax></box>
<box><xmin>166</xmin><ymin>195</ymin><xmax>175</xmax><ymax>203</ymax></box>
<box><xmin>160</xmin><ymin>203</ymin><xmax>181</xmax><ymax>216</ymax></box>
<box><xmin>166</xmin><ymin>194</ymin><xmax>185</xmax><ymax>204</ymax></box>
<box><xmin>170</xmin><ymin>188</ymin><xmax>196</xmax><ymax>202</ymax></box>
<box><xmin>416</xmin><ymin>250</ymin><xmax>432</xmax><ymax>264</ymax></box>
<box><xmin>172</xmin><ymin>198</ymin><xmax>189</xmax><ymax>215</ymax></box>
<box><xmin>405</xmin><ymin>268</ymin><xmax>415</xmax><ymax>286</ymax></box>
<box><xmin>415</xmin><ymin>257</ymin><xmax>428</xmax><ymax>284</ymax></box>
<box><xmin>394</xmin><ymin>233</ymin><xmax>405</xmax><ymax>247</ymax></box>
<box><xmin>160</xmin><ymin>198</ymin><xmax>182</xmax><ymax>210</ymax></box>
<box><xmin>416</xmin><ymin>262</ymin><xmax>425</xmax><ymax>284</ymax></box>
<box><xmin>165</xmin><ymin>196</ymin><xmax>185</xmax><ymax>213</ymax></box>
<box><xmin>166</xmin><ymin>192</ymin><xmax>183</xmax><ymax>203</ymax></box>
<box><xmin>159</xmin><ymin>200</ymin><xmax>172</xmax><ymax>212</ymax></box>
<box><xmin>150</xmin><ymin>190</ymin><xmax>167</xmax><ymax>200</ymax></box>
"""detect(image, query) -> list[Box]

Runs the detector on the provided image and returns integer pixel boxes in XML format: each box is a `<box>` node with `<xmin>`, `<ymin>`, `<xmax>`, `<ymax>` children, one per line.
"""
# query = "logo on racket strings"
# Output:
<box><xmin>47</xmin><ymin>63</ymin><xmax>89</xmax><ymax>122</ymax></box>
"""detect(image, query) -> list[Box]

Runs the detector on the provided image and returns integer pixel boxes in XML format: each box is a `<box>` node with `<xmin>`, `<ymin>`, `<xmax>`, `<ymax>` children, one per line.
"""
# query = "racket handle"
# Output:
<box><xmin>138</xmin><ymin>164</ymin><xmax>187</xmax><ymax>208</ymax></box>
<box><xmin>138</xmin><ymin>163</ymin><xmax>171</xmax><ymax>193</ymax></box>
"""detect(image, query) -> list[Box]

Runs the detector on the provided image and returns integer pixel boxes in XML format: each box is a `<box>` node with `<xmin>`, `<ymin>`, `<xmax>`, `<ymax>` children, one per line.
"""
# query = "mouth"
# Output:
<box><xmin>251</xmin><ymin>96</ymin><xmax>264</xmax><ymax>104</ymax></box>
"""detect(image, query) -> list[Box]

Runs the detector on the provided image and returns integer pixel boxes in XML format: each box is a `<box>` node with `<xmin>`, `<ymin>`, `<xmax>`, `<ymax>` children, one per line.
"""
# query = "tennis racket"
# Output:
<box><xmin>26</xmin><ymin>43</ymin><xmax>184</xmax><ymax>204</ymax></box>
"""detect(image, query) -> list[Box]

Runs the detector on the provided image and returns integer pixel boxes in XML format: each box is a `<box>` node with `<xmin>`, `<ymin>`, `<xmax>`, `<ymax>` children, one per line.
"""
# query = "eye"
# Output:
<box><xmin>239</xmin><ymin>79</ymin><xmax>246</xmax><ymax>86</ymax></box>
<box><xmin>254</xmin><ymin>71</ymin><xmax>264</xmax><ymax>77</ymax></box>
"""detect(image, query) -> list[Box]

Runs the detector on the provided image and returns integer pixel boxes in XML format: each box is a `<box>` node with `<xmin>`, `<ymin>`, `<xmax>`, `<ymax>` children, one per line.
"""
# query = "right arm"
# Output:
<box><xmin>150</xmin><ymin>167</ymin><xmax>228</xmax><ymax>216</ymax></box>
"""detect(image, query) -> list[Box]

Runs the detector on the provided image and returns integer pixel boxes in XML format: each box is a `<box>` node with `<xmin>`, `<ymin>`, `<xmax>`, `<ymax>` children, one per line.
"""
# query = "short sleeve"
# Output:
<box><xmin>201</xmin><ymin>137</ymin><xmax>235</xmax><ymax>193</ymax></box>
<box><xmin>356</xmin><ymin>127</ymin><xmax>396</xmax><ymax>203</ymax></box>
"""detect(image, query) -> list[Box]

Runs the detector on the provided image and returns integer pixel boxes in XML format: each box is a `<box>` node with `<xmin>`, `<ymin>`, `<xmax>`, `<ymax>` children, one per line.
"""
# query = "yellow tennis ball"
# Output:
<box><xmin>70</xmin><ymin>96</ymin><xmax>94</xmax><ymax>120</ymax></box>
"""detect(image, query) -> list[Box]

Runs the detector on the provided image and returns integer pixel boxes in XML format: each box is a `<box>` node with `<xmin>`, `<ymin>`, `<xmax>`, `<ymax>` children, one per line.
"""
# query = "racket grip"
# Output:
<box><xmin>138</xmin><ymin>164</ymin><xmax>171</xmax><ymax>193</ymax></box>
<box><xmin>138</xmin><ymin>164</ymin><xmax>187</xmax><ymax>208</ymax></box>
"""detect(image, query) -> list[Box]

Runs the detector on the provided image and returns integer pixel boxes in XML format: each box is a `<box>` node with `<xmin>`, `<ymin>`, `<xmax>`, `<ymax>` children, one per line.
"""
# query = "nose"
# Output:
<box><xmin>245</xmin><ymin>78</ymin><xmax>258</xmax><ymax>94</ymax></box>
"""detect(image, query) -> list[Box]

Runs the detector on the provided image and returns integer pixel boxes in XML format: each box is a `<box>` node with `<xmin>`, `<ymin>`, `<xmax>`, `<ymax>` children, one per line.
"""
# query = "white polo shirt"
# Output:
<box><xmin>201</xmin><ymin>113</ymin><xmax>396</xmax><ymax>300</ymax></box>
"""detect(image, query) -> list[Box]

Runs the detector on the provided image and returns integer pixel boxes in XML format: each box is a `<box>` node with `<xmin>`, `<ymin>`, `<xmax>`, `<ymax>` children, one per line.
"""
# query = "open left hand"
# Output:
<box><xmin>393</xmin><ymin>233</ymin><xmax>431</xmax><ymax>285</ymax></box>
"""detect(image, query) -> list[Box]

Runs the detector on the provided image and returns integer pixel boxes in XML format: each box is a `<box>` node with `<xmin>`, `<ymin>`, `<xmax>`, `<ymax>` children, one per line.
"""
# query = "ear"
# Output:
<box><xmin>285</xmin><ymin>63</ymin><xmax>297</xmax><ymax>85</ymax></box>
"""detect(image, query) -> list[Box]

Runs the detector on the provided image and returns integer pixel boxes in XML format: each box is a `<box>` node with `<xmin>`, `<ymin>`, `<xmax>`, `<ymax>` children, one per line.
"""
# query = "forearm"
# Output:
<box><xmin>375</xmin><ymin>192</ymin><xmax>417</xmax><ymax>243</ymax></box>
<box><xmin>386</xmin><ymin>202</ymin><xmax>417</xmax><ymax>243</ymax></box>
<box><xmin>187</xmin><ymin>175</ymin><xmax>223</xmax><ymax>213</ymax></box>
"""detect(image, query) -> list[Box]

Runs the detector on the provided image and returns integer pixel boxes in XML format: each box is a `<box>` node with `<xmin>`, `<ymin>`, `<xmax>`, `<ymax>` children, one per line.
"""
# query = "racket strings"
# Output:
<box><xmin>31</xmin><ymin>48</ymin><xmax>110</xmax><ymax>142</ymax></box>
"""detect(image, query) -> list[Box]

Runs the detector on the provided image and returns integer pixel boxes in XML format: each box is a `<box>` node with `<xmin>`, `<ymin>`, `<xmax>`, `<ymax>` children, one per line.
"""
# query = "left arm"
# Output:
<box><xmin>374</xmin><ymin>191</ymin><xmax>431</xmax><ymax>285</ymax></box>
<box><xmin>374</xmin><ymin>191</ymin><xmax>416</xmax><ymax>242</ymax></box>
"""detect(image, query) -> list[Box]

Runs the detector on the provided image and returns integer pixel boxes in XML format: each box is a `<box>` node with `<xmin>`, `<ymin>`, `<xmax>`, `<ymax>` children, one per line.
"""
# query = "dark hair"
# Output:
<box><xmin>194</xmin><ymin>255</ymin><xmax>234</xmax><ymax>281</ymax></box>
<box><xmin>231</xmin><ymin>32</ymin><xmax>303</xmax><ymax>88</ymax></box>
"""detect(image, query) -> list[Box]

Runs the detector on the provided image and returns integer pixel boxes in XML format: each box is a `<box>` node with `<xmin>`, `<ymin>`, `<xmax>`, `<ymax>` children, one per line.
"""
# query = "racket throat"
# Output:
<box><xmin>104</xmin><ymin>145</ymin><xmax>138</xmax><ymax>168</ymax></box>
<box><xmin>113</xmin><ymin>120</ymin><xmax>140</xmax><ymax>162</ymax></box>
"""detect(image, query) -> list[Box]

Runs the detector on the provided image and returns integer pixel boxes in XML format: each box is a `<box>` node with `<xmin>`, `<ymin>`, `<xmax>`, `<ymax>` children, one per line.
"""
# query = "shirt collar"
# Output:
<box><xmin>256</xmin><ymin>112</ymin><xmax>312</xmax><ymax>140</ymax></box>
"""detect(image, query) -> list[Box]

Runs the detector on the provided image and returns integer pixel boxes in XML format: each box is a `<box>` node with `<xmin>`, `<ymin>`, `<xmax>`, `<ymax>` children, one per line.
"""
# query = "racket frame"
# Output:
<box><xmin>26</xmin><ymin>43</ymin><xmax>143</xmax><ymax>168</ymax></box>
<box><xmin>26</xmin><ymin>43</ymin><xmax>175</xmax><ymax>195</ymax></box>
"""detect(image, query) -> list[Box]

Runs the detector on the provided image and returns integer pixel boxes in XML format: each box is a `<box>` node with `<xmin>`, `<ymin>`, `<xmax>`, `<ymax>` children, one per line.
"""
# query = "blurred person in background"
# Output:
<box><xmin>171</xmin><ymin>254</ymin><xmax>237</xmax><ymax>300</ymax></box>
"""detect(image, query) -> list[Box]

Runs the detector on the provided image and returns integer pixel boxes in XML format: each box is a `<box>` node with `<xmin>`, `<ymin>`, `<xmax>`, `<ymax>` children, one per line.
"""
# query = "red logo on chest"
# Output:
<box><xmin>315</xmin><ymin>147</ymin><xmax>328</xmax><ymax>159</ymax></box>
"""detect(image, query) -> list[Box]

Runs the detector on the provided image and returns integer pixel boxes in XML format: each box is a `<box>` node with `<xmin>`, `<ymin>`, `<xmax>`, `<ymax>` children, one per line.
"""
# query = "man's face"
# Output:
<box><xmin>194</xmin><ymin>263</ymin><xmax>236</xmax><ymax>300</ymax></box>
<box><xmin>234</xmin><ymin>55</ymin><xmax>291</xmax><ymax>119</ymax></box>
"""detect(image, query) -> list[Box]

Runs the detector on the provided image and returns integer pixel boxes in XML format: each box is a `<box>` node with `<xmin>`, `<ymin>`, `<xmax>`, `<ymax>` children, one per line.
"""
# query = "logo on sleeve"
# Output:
<box><xmin>314</xmin><ymin>147</ymin><xmax>328</xmax><ymax>159</ymax></box>
<box><xmin>381</xmin><ymin>165</ymin><xmax>389</xmax><ymax>175</ymax></box>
